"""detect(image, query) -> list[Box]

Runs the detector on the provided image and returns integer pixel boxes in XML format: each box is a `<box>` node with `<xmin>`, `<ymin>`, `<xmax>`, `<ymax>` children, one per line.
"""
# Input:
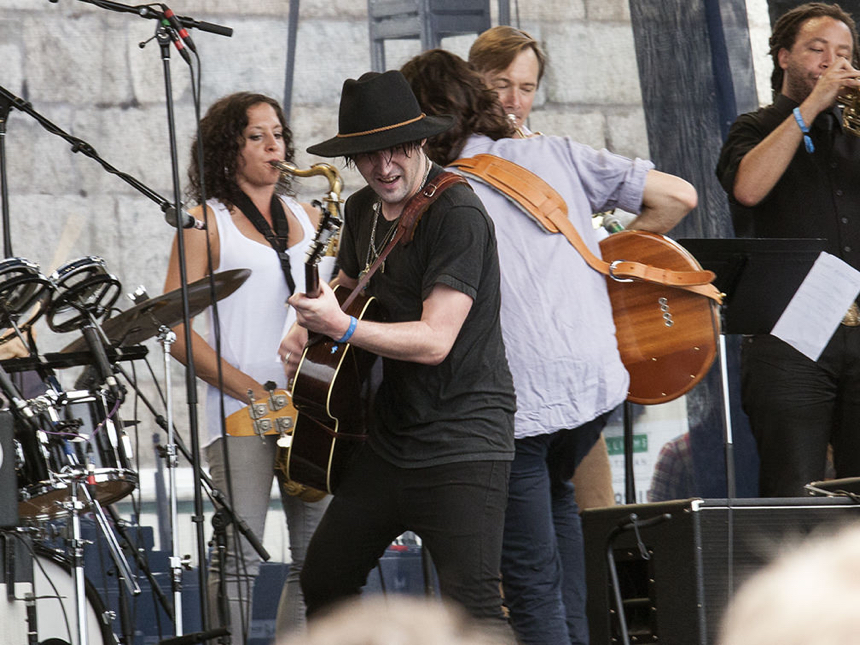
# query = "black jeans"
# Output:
<box><xmin>741</xmin><ymin>327</ymin><xmax>860</xmax><ymax>496</ymax></box>
<box><xmin>300</xmin><ymin>444</ymin><xmax>511</xmax><ymax>626</ymax></box>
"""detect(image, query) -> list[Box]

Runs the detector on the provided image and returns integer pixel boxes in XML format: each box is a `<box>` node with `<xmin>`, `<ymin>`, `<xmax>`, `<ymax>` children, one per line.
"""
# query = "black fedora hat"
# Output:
<box><xmin>307</xmin><ymin>70</ymin><xmax>454</xmax><ymax>158</ymax></box>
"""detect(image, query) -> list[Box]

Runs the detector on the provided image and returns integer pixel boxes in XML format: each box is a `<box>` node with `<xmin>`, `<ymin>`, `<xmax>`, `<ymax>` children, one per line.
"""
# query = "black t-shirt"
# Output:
<box><xmin>716</xmin><ymin>93</ymin><xmax>860</xmax><ymax>270</ymax></box>
<box><xmin>338</xmin><ymin>164</ymin><xmax>515</xmax><ymax>468</ymax></box>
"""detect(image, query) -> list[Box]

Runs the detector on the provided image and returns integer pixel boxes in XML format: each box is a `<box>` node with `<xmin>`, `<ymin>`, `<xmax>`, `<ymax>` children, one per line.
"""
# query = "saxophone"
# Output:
<box><xmin>271</xmin><ymin>160</ymin><xmax>343</xmax><ymax>258</ymax></box>
<box><xmin>269</xmin><ymin>160</ymin><xmax>344</xmax><ymax>502</ymax></box>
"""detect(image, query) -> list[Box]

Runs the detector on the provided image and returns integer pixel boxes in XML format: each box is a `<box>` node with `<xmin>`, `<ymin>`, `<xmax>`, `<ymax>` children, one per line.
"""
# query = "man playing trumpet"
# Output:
<box><xmin>717</xmin><ymin>2</ymin><xmax>860</xmax><ymax>497</ymax></box>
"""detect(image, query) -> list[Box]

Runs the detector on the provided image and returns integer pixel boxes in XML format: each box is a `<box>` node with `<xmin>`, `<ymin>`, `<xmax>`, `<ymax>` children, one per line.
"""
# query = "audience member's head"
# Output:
<box><xmin>278</xmin><ymin>595</ymin><xmax>503</xmax><ymax>645</ymax></box>
<box><xmin>718</xmin><ymin>523</ymin><xmax>860</xmax><ymax>645</ymax></box>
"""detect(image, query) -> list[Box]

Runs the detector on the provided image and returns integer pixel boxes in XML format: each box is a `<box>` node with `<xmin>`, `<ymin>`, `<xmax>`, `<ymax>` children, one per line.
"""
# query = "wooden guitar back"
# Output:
<box><xmin>599</xmin><ymin>230</ymin><xmax>720</xmax><ymax>405</ymax></box>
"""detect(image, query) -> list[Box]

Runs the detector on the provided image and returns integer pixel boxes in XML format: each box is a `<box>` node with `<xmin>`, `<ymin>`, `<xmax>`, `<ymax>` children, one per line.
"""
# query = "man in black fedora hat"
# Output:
<box><xmin>280</xmin><ymin>70</ymin><xmax>516</xmax><ymax>635</ymax></box>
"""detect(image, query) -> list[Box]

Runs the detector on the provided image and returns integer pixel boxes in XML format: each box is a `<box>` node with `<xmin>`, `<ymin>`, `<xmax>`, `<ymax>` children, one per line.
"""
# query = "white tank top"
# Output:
<box><xmin>203</xmin><ymin>195</ymin><xmax>323</xmax><ymax>446</ymax></box>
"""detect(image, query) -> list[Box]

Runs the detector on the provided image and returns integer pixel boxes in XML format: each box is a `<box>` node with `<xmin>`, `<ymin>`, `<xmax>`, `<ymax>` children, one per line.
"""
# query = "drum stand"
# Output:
<box><xmin>157</xmin><ymin>324</ymin><xmax>186</xmax><ymax>638</ymax></box>
<box><xmin>63</xmin><ymin>474</ymin><xmax>140</xmax><ymax>645</ymax></box>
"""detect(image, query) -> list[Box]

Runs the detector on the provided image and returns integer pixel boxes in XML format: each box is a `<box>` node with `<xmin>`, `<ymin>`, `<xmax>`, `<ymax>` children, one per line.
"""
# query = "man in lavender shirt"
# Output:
<box><xmin>403</xmin><ymin>50</ymin><xmax>697</xmax><ymax>645</ymax></box>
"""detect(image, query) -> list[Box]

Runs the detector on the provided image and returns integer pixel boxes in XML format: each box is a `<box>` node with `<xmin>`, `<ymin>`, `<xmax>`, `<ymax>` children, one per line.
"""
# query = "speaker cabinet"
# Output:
<box><xmin>582</xmin><ymin>497</ymin><xmax>860</xmax><ymax>644</ymax></box>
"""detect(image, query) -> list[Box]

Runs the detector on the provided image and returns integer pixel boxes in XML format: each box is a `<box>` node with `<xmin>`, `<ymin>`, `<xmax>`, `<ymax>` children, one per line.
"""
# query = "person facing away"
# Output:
<box><xmin>716</xmin><ymin>2</ymin><xmax>860</xmax><ymax>497</ymax></box>
<box><xmin>163</xmin><ymin>91</ymin><xmax>330</xmax><ymax>643</ymax></box>
<box><xmin>469</xmin><ymin>24</ymin><xmax>618</xmax><ymax>510</ymax></box>
<box><xmin>402</xmin><ymin>49</ymin><xmax>697</xmax><ymax>645</ymax></box>
<box><xmin>278</xmin><ymin>70</ymin><xmax>516</xmax><ymax>641</ymax></box>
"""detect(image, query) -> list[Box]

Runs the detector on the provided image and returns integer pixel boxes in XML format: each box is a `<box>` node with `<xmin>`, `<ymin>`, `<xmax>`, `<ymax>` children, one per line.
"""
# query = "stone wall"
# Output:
<box><xmin>0</xmin><ymin>1</ymin><xmax>774</xmax><ymax>476</ymax></box>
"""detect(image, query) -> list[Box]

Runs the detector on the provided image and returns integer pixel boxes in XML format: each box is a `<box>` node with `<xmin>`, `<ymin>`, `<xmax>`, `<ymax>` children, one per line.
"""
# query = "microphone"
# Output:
<box><xmin>164</xmin><ymin>205</ymin><xmax>206</xmax><ymax>230</ymax></box>
<box><xmin>162</xmin><ymin>4</ymin><xmax>197</xmax><ymax>54</ymax></box>
<box><xmin>602</xmin><ymin>211</ymin><xmax>625</xmax><ymax>234</ymax></box>
<box><xmin>159</xmin><ymin>14</ymin><xmax>192</xmax><ymax>64</ymax></box>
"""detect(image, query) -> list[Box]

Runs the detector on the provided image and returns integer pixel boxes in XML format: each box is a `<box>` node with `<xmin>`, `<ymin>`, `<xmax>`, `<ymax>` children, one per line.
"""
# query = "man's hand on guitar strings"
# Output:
<box><xmin>288</xmin><ymin>281</ymin><xmax>353</xmax><ymax>341</ymax></box>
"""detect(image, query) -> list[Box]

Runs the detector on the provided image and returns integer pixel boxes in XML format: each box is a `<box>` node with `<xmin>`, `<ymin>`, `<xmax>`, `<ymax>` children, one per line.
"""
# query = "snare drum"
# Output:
<box><xmin>17</xmin><ymin>389</ymin><xmax>137</xmax><ymax>518</ymax></box>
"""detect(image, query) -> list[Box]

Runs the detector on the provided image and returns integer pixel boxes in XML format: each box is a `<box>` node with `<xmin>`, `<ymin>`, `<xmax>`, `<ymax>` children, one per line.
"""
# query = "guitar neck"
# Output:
<box><xmin>305</xmin><ymin>263</ymin><xmax>321</xmax><ymax>298</ymax></box>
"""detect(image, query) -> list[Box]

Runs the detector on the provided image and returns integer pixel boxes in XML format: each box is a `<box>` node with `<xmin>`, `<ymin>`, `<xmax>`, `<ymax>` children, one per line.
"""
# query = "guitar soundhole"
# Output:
<box><xmin>658</xmin><ymin>297</ymin><xmax>674</xmax><ymax>327</ymax></box>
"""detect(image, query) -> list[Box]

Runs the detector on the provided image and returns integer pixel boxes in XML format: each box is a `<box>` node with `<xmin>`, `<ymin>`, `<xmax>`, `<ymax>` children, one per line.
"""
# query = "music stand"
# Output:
<box><xmin>677</xmin><ymin>237</ymin><xmax>827</xmax><ymax>497</ymax></box>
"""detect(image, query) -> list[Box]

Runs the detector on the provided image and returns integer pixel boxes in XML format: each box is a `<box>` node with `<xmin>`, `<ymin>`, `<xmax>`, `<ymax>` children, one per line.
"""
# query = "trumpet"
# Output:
<box><xmin>838</xmin><ymin>89</ymin><xmax>860</xmax><ymax>136</ymax></box>
<box><xmin>507</xmin><ymin>113</ymin><xmax>527</xmax><ymax>139</ymax></box>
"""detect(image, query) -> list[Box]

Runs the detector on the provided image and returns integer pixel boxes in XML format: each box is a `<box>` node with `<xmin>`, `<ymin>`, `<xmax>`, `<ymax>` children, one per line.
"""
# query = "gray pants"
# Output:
<box><xmin>205</xmin><ymin>435</ymin><xmax>329</xmax><ymax>643</ymax></box>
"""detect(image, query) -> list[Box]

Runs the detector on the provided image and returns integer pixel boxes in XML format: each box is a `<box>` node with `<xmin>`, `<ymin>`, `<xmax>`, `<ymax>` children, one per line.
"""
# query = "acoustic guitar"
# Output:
<box><xmin>599</xmin><ymin>230</ymin><xmax>720</xmax><ymax>405</ymax></box>
<box><xmin>275</xmin><ymin>217</ymin><xmax>381</xmax><ymax>495</ymax></box>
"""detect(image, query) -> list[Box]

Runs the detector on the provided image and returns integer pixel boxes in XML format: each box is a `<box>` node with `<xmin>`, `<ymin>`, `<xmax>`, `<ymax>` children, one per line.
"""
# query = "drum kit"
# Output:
<box><xmin>0</xmin><ymin>254</ymin><xmax>249</xmax><ymax>645</ymax></box>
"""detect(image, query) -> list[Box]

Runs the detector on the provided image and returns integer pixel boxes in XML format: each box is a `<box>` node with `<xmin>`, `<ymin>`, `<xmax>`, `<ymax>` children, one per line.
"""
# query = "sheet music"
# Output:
<box><xmin>771</xmin><ymin>252</ymin><xmax>860</xmax><ymax>361</ymax></box>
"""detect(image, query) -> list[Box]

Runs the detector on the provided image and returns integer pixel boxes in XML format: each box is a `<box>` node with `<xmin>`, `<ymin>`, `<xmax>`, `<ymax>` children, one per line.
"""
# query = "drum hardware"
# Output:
<box><xmin>0</xmin><ymin>257</ymin><xmax>54</xmax><ymax>348</ymax></box>
<box><xmin>157</xmin><ymin>323</ymin><xmax>185</xmax><ymax>637</ymax></box>
<box><xmin>46</xmin><ymin>257</ymin><xmax>121</xmax><ymax>335</ymax></box>
<box><xmin>16</xmin><ymin>385</ymin><xmax>137</xmax><ymax>520</ymax></box>
<box><xmin>42</xmin><ymin>475</ymin><xmax>141</xmax><ymax>645</ymax></box>
<box><xmin>0</xmin><ymin>345</ymin><xmax>149</xmax><ymax>374</ymax></box>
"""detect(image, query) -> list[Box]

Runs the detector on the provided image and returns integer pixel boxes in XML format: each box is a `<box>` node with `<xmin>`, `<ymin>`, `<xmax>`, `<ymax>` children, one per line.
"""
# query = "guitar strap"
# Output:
<box><xmin>449</xmin><ymin>154</ymin><xmax>723</xmax><ymax>303</ymax></box>
<box><xmin>340</xmin><ymin>171</ymin><xmax>469</xmax><ymax>311</ymax></box>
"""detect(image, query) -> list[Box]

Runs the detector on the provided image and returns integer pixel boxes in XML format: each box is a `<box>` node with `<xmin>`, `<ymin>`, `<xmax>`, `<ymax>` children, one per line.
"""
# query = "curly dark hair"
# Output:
<box><xmin>187</xmin><ymin>92</ymin><xmax>295</xmax><ymax>207</ymax></box>
<box><xmin>401</xmin><ymin>49</ymin><xmax>515</xmax><ymax>166</ymax></box>
<box><xmin>769</xmin><ymin>2</ymin><xmax>860</xmax><ymax>97</ymax></box>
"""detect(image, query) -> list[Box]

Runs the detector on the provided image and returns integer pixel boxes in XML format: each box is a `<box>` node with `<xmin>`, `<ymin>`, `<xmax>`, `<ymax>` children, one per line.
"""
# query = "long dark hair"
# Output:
<box><xmin>769</xmin><ymin>2</ymin><xmax>860</xmax><ymax>97</ymax></box>
<box><xmin>187</xmin><ymin>92</ymin><xmax>295</xmax><ymax>207</ymax></box>
<box><xmin>401</xmin><ymin>49</ymin><xmax>515</xmax><ymax>165</ymax></box>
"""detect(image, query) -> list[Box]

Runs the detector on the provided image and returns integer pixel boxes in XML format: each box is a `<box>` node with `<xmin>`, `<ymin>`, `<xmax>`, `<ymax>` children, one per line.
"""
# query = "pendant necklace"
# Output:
<box><xmin>360</xmin><ymin>154</ymin><xmax>432</xmax><ymax>280</ymax></box>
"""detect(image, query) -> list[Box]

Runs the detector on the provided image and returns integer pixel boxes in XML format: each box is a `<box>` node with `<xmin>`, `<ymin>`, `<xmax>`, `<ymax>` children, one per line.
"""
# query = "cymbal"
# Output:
<box><xmin>60</xmin><ymin>268</ymin><xmax>251</xmax><ymax>353</ymax></box>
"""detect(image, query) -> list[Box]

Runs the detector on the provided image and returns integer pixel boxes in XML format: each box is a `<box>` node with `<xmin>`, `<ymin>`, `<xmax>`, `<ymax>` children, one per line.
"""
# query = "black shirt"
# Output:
<box><xmin>338</xmin><ymin>163</ymin><xmax>516</xmax><ymax>468</ymax></box>
<box><xmin>716</xmin><ymin>93</ymin><xmax>860</xmax><ymax>270</ymax></box>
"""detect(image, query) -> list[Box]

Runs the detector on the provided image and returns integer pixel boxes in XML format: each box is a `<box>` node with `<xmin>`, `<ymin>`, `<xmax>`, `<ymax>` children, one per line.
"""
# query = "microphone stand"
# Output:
<box><xmin>48</xmin><ymin>2</ymin><xmax>235</xmax><ymax>636</ymax></box>
<box><xmin>0</xmin><ymin>84</ymin><xmax>189</xmax><ymax>227</ymax></box>
<box><xmin>0</xmin><ymin>91</ymin><xmax>12</xmax><ymax>257</ymax></box>
<box><xmin>152</xmin><ymin>22</ymin><xmax>210</xmax><ymax>635</ymax></box>
<box><xmin>43</xmin><ymin>1</ymin><xmax>230</xmax><ymax>634</ymax></box>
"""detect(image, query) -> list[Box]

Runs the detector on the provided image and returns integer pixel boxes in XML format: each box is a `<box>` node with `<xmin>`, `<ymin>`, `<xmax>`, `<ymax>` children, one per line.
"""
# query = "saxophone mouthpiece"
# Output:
<box><xmin>270</xmin><ymin>160</ymin><xmax>296</xmax><ymax>172</ymax></box>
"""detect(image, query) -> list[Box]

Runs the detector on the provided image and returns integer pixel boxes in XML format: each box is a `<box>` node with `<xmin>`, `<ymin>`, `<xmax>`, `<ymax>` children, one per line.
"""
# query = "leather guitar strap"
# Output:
<box><xmin>340</xmin><ymin>171</ymin><xmax>468</xmax><ymax>311</ymax></box>
<box><xmin>449</xmin><ymin>154</ymin><xmax>722</xmax><ymax>303</ymax></box>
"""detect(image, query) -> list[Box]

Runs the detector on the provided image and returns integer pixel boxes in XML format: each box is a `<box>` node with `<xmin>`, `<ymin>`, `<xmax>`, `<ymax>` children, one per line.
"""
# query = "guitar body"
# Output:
<box><xmin>599</xmin><ymin>230</ymin><xmax>720</xmax><ymax>405</ymax></box>
<box><xmin>283</xmin><ymin>286</ymin><xmax>382</xmax><ymax>494</ymax></box>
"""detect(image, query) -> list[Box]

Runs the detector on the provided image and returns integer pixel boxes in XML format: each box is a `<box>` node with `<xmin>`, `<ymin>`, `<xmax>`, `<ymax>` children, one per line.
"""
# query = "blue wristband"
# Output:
<box><xmin>792</xmin><ymin>107</ymin><xmax>815</xmax><ymax>153</ymax></box>
<box><xmin>336</xmin><ymin>316</ymin><xmax>357</xmax><ymax>343</ymax></box>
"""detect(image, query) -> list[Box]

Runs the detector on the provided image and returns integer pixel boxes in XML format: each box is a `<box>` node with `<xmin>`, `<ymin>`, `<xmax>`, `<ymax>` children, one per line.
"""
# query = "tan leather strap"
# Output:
<box><xmin>341</xmin><ymin>171</ymin><xmax>469</xmax><ymax>311</ymax></box>
<box><xmin>449</xmin><ymin>154</ymin><xmax>722</xmax><ymax>302</ymax></box>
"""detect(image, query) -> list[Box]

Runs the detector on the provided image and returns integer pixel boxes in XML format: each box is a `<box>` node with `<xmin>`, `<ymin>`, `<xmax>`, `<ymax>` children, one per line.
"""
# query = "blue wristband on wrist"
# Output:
<box><xmin>792</xmin><ymin>107</ymin><xmax>815</xmax><ymax>153</ymax></box>
<box><xmin>337</xmin><ymin>316</ymin><xmax>357</xmax><ymax>343</ymax></box>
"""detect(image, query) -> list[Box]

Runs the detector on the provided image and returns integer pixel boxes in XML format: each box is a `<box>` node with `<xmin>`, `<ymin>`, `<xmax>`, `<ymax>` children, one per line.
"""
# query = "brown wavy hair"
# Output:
<box><xmin>468</xmin><ymin>26</ymin><xmax>547</xmax><ymax>86</ymax></box>
<box><xmin>769</xmin><ymin>2</ymin><xmax>860</xmax><ymax>97</ymax></box>
<box><xmin>401</xmin><ymin>49</ymin><xmax>515</xmax><ymax>165</ymax></box>
<box><xmin>187</xmin><ymin>92</ymin><xmax>295</xmax><ymax>207</ymax></box>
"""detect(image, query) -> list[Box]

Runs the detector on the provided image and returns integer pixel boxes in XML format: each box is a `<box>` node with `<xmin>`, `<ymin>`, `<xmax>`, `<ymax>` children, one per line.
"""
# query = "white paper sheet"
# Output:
<box><xmin>771</xmin><ymin>252</ymin><xmax>860</xmax><ymax>361</ymax></box>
